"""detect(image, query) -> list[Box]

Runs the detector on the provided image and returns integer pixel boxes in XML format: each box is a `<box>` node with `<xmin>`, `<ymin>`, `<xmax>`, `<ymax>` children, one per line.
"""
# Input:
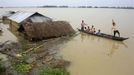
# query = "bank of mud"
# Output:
<box><xmin>0</xmin><ymin>36</ymin><xmax>76</xmax><ymax>75</ymax></box>
<box><xmin>0</xmin><ymin>20</ymin><xmax>76</xmax><ymax>75</ymax></box>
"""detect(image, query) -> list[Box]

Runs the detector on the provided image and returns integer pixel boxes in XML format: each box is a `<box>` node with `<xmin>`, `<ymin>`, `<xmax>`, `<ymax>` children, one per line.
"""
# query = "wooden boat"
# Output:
<box><xmin>78</xmin><ymin>29</ymin><xmax>129</xmax><ymax>41</ymax></box>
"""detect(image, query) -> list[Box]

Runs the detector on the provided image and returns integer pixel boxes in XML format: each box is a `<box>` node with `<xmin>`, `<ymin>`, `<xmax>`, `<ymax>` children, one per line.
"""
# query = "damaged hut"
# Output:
<box><xmin>7</xmin><ymin>11</ymin><xmax>52</xmax><ymax>31</ymax></box>
<box><xmin>22</xmin><ymin>21</ymin><xmax>75</xmax><ymax>41</ymax></box>
<box><xmin>7</xmin><ymin>11</ymin><xmax>75</xmax><ymax>41</ymax></box>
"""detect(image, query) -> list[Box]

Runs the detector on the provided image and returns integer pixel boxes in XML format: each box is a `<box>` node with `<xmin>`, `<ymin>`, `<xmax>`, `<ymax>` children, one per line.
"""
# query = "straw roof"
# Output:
<box><xmin>23</xmin><ymin>21</ymin><xmax>75</xmax><ymax>41</ymax></box>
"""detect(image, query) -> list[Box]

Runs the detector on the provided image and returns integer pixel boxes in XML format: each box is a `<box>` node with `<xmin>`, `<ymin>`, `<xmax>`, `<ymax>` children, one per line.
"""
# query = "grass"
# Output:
<box><xmin>0</xmin><ymin>64</ymin><xmax>5</xmax><ymax>74</ymax></box>
<box><xmin>14</xmin><ymin>62</ymin><xmax>32</xmax><ymax>74</ymax></box>
<box><xmin>0</xmin><ymin>59</ymin><xmax>6</xmax><ymax>74</ymax></box>
<box><xmin>18</xmin><ymin>36</ymin><xmax>33</xmax><ymax>50</ymax></box>
<box><xmin>10</xmin><ymin>30</ymin><xmax>43</xmax><ymax>50</ymax></box>
<box><xmin>11</xmin><ymin>30</ymin><xmax>33</xmax><ymax>50</ymax></box>
<box><xmin>40</xmin><ymin>67</ymin><xmax>69</xmax><ymax>75</ymax></box>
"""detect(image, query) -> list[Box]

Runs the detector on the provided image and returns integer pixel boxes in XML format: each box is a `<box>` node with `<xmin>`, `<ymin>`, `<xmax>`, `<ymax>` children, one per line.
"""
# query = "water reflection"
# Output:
<box><xmin>80</xmin><ymin>32</ymin><xmax>87</xmax><ymax>42</ymax></box>
<box><xmin>80</xmin><ymin>32</ymin><xmax>101</xmax><ymax>42</ymax></box>
<box><xmin>108</xmin><ymin>41</ymin><xmax>119</xmax><ymax>57</ymax></box>
<box><xmin>79</xmin><ymin>32</ymin><xmax>128</xmax><ymax>57</ymax></box>
<box><xmin>107</xmin><ymin>41</ymin><xmax>128</xmax><ymax>57</ymax></box>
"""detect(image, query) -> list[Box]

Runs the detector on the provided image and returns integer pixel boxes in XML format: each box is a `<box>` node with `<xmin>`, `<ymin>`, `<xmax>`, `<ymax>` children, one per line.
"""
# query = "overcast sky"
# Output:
<box><xmin>0</xmin><ymin>0</ymin><xmax>134</xmax><ymax>7</ymax></box>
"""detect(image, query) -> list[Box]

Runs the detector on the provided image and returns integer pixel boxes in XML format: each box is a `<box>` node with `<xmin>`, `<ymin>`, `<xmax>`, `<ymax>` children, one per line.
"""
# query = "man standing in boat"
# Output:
<box><xmin>81</xmin><ymin>20</ymin><xmax>87</xmax><ymax>31</ymax></box>
<box><xmin>112</xmin><ymin>19</ymin><xmax>120</xmax><ymax>37</ymax></box>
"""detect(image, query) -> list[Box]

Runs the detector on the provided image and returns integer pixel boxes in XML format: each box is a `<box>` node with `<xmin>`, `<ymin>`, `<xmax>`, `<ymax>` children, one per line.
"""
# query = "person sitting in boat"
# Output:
<box><xmin>86</xmin><ymin>26</ymin><xmax>90</xmax><ymax>32</ymax></box>
<box><xmin>90</xmin><ymin>25</ymin><xmax>94</xmax><ymax>31</ymax></box>
<box><xmin>96</xmin><ymin>29</ymin><xmax>102</xmax><ymax>35</ymax></box>
<box><xmin>81</xmin><ymin>20</ymin><xmax>87</xmax><ymax>31</ymax></box>
<box><xmin>90</xmin><ymin>28</ymin><xmax>96</xmax><ymax>34</ymax></box>
<box><xmin>111</xmin><ymin>19</ymin><xmax>120</xmax><ymax>37</ymax></box>
<box><xmin>92</xmin><ymin>28</ymin><xmax>96</xmax><ymax>34</ymax></box>
<box><xmin>90</xmin><ymin>25</ymin><xmax>96</xmax><ymax>34</ymax></box>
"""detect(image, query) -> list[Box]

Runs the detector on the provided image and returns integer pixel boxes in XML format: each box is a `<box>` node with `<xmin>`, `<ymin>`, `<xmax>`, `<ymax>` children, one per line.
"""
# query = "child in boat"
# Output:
<box><xmin>92</xmin><ymin>28</ymin><xmax>96</xmax><ymax>34</ymax></box>
<box><xmin>90</xmin><ymin>25</ymin><xmax>96</xmax><ymax>34</ymax></box>
<box><xmin>90</xmin><ymin>25</ymin><xmax>94</xmax><ymax>31</ymax></box>
<box><xmin>86</xmin><ymin>26</ymin><xmax>90</xmax><ymax>32</ymax></box>
<box><xmin>96</xmin><ymin>29</ymin><xmax>102</xmax><ymax>35</ymax></box>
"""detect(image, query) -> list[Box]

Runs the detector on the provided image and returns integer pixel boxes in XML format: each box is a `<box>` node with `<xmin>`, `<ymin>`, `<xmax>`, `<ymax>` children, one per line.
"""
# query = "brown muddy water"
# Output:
<box><xmin>0</xmin><ymin>23</ymin><xmax>17</xmax><ymax>43</ymax></box>
<box><xmin>0</xmin><ymin>8</ymin><xmax>134</xmax><ymax>75</ymax></box>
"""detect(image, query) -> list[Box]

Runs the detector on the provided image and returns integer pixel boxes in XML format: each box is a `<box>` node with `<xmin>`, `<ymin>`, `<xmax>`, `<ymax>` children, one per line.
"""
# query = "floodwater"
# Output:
<box><xmin>0</xmin><ymin>23</ymin><xmax>17</xmax><ymax>61</ymax></box>
<box><xmin>0</xmin><ymin>23</ymin><xmax>17</xmax><ymax>43</ymax></box>
<box><xmin>0</xmin><ymin>8</ymin><xmax>134</xmax><ymax>75</ymax></box>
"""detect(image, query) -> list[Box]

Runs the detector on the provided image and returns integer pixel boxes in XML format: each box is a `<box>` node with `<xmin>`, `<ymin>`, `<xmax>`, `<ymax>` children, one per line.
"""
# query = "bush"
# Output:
<box><xmin>14</xmin><ymin>63</ymin><xmax>32</xmax><ymax>73</ymax></box>
<box><xmin>0</xmin><ymin>63</ymin><xmax>6</xmax><ymax>73</ymax></box>
<box><xmin>40</xmin><ymin>68</ymin><xmax>69</xmax><ymax>75</ymax></box>
<box><xmin>0</xmin><ymin>59</ymin><xmax>6</xmax><ymax>74</ymax></box>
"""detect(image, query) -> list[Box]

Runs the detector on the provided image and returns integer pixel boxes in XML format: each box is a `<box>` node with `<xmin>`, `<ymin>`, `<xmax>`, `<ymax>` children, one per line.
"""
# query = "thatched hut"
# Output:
<box><xmin>21</xmin><ymin>21</ymin><xmax>75</xmax><ymax>41</ymax></box>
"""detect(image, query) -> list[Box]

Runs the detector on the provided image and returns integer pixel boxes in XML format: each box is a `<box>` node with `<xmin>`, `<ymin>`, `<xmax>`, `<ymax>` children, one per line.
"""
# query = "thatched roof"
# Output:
<box><xmin>22</xmin><ymin>21</ymin><xmax>75</xmax><ymax>41</ymax></box>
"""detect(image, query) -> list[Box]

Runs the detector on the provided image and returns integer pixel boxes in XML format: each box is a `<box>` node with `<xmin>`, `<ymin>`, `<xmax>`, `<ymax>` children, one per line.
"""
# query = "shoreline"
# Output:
<box><xmin>0</xmin><ymin>22</ymin><xmax>75</xmax><ymax>75</ymax></box>
<box><xmin>0</xmin><ymin>7</ymin><xmax>134</xmax><ymax>10</ymax></box>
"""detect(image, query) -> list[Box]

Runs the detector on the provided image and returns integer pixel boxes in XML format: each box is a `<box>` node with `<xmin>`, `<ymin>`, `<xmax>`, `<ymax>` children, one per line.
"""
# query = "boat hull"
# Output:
<box><xmin>78</xmin><ymin>29</ymin><xmax>129</xmax><ymax>41</ymax></box>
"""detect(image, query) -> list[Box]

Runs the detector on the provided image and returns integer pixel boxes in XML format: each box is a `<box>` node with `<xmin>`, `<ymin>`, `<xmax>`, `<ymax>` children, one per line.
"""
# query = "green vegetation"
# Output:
<box><xmin>11</xmin><ymin>30</ymin><xmax>34</xmax><ymax>51</ymax></box>
<box><xmin>40</xmin><ymin>68</ymin><xmax>69</xmax><ymax>75</ymax></box>
<box><xmin>14</xmin><ymin>63</ymin><xmax>32</xmax><ymax>73</ymax></box>
<box><xmin>0</xmin><ymin>63</ymin><xmax>6</xmax><ymax>73</ymax></box>
<box><xmin>18</xmin><ymin>36</ymin><xmax>33</xmax><ymax>50</ymax></box>
<box><xmin>11</xmin><ymin>30</ymin><xmax>44</xmax><ymax>51</ymax></box>
<box><xmin>0</xmin><ymin>59</ymin><xmax>6</xmax><ymax>74</ymax></box>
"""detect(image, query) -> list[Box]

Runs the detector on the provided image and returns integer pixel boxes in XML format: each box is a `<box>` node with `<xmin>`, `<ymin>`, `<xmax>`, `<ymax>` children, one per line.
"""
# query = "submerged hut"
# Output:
<box><xmin>7</xmin><ymin>11</ymin><xmax>75</xmax><ymax>41</ymax></box>
<box><xmin>22</xmin><ymin>21</ymin><xmax>75</xmax><ymax>41</ymax></box>
<box><xmin>7</xmin><ymin>11</ymin><xmax>52</xmax><ymax>31</ymax></box>
<box><xmin>0</xmin><ymin>11</ymin><xmax>15</xmax><ymax>23</ymax></box>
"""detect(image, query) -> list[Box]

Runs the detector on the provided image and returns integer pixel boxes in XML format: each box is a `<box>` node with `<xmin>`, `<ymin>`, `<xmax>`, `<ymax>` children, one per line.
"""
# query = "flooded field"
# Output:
<box><xmin>0</xmin><ymin>8</ymin><xmax>134</xmax><ymax>75</ymax></box>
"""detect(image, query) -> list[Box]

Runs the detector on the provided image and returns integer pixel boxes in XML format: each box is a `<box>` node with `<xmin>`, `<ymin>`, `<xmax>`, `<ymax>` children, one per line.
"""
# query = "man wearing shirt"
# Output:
<box><xmin>112</xmin><ymin>20</ymin><xmax>120</xmax><ymax>37</ymax></box>
<box><xmin>81</xmin><ymin>20</ymin><xmax>87</xmax><ymax>31</ymax></box>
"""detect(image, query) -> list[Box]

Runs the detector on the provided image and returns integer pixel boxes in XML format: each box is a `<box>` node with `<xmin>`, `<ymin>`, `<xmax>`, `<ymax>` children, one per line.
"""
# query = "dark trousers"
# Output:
<box><xmin>114</xmin><ymin>30</ymin><xmax>120</xmax><ymax>37</ymax></box>
<box><xmin>81</xmin><ymin>26</ymin><xmax>84</xmax><ymax>31</ymax></box>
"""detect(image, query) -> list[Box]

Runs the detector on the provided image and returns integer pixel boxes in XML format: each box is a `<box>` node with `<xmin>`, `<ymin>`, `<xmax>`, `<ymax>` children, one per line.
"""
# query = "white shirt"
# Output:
<box><xmin>112</xmin><ymin>25</ymin><xmax>118</xmax><ymax>31</ymax></box>
<box><xmin>81</xmin><ymin>22</ymin><xmax>86</xmax><ymax>27</ymax></box>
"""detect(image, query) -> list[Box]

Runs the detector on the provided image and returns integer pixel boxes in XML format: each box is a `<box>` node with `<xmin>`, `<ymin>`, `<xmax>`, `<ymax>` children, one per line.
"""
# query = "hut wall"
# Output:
<box><xmin>10</xmin><ymin>21</ymin><xmax>19</xmax><ymax>31</ymax></box>
<box><xmin>0</xmin><ymin>19</ymin><xmax>2</xmax><ymax>23</ymax></box>
<box><xmin>3</xmin><ymin>16</ymin><xmax>11</xmax><ymax>24</ymax></box>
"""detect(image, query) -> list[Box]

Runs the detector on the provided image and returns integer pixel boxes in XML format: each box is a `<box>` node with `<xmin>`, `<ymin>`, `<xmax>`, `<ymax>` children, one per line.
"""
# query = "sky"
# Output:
<box><xmin>0</xmin><ymin>0</ymin><xmax>134</xmax><ymax>7</ymax></box>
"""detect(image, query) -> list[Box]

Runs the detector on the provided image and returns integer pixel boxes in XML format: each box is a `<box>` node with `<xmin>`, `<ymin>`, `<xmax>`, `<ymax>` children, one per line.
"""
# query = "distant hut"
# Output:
<box><xmin>7</xmin><ymin>11</ymin><xmax>52</xmax><ymax>31</ymax></box>
<box><xmin>0</xmin><ymin>11</ymin><xmax>15</xmax><ymax>23</ymax></box>
<box><xmin>22</xmin><ymin>21</ymin><xmax>75</xmax><ymax>41</ymax></box>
